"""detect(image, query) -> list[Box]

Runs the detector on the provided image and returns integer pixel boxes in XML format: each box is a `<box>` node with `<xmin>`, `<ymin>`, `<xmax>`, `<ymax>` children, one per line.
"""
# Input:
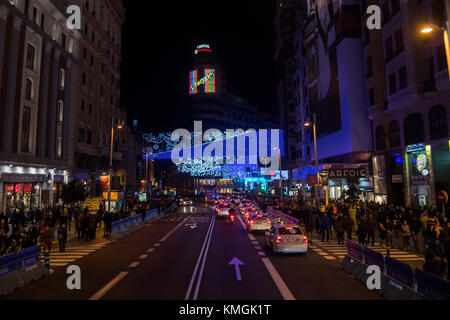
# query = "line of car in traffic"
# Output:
<box><xmin>207</xmin><ymin>194</ymin><xmax>308</xmax><ymax>255</ymax></box>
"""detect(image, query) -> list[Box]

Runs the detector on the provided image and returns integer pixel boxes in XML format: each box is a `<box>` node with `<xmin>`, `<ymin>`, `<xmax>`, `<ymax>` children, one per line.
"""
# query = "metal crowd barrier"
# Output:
<box><xmin>343</xmin><ymin>240</ymin><xmax>450</xmax><ymax>300</ymax></box>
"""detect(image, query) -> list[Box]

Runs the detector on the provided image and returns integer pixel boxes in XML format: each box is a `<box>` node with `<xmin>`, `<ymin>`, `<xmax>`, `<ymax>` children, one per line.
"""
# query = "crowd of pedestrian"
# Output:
<box><xmin>254</xmin><ymin>196</ymin><xmax>450</xmax><ymax>278</ymax></box>
<box><xmin>0</xmin><ymin>197</ymin><xmax>178</xmax><ymax>257</ymax></box>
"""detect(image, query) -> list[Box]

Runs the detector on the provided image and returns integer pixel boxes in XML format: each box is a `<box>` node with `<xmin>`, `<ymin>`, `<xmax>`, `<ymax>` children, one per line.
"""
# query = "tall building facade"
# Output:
<box><xmin>275</xmin><ymin>0</ymin><xmax>449</xmax><ymax>207</ymax></box>
<box><xmin>276</xmin><ymin>0</ymin><xmax>373</xmax><ymax>201</ymax></box>
<box><xmin>367</xmin><ymin>0</ymin><xmax>449</xmax><ymax>207</ymax></box>
<box><xmin>0</xmin><ymin>0</ymin><xmax>80</xmax><ymax>212</ymax></box>
<box><xmin>68</xmin><ymin>0</ymin><xmax>127</xmax><ymax>198</ymax></box>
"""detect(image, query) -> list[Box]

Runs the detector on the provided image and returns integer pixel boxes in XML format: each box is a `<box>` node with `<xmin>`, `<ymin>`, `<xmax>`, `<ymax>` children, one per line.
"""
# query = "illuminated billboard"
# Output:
<box><xmin>189</xmin><ymin>70</ymin><xmax>198</xmax><ymax>95</ymax></box>
<box><xmin>189</xmin><ymin>69</ymin><xmax>216</xmax><ymax>95</ymax></box>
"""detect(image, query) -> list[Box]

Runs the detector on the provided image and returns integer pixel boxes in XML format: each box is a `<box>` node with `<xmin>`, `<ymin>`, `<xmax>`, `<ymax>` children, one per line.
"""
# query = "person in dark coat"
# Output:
<box><xmin>335</xmin><ymin>215</ymin><xmax>345</xmax><ymax>245</ymax></box>
<box><xmin>344</xmin><ymin>215</ymin><xmax>354</xmax><ymax>240</ymax></box>
<box><xmin>103</xmin><ymin>212</ymin><xmax>112</xmax><ymax>237</ymax></box>
<box><xmin>366</xmin><ymin>213</ymin><xmax>377</xmax><ymax>246</ymax></box>
<box><xmin>320</xmin><ymin>214</ymin><xmax>331</xmax><ymax>242</ymax></box>
<box><xmin>26</xmin><ymin>223</ymin><xmax>39</xmax><ymax>248</ymax></box>
<box><xmin>57</xmin><ymin>224</ymin><xmax>68</xmax><ymax>252</ymax></box>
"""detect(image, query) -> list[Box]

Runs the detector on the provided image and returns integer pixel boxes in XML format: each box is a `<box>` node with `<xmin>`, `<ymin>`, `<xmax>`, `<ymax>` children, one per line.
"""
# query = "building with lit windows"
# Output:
<box><xmin>67</xmin><ymin>0</ymin><xmax>127</xmax><ymax>198</ymax></box>
<box><xmin>365</xmin><ymin>0</ymin><xmax>449</xmax><ymax>207</ymax></box>
<box><xmin>0</xmin><ymin>0</ymin><xmax>80</xmax><ymax>212</ymax></box>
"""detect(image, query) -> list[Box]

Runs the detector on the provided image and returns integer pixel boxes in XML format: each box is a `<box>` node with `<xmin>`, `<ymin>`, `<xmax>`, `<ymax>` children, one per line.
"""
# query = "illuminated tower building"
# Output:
<box><xmin>187</xmin><ymin>44</ymin><xmax>277</xmax><ymax>132</ymax></box>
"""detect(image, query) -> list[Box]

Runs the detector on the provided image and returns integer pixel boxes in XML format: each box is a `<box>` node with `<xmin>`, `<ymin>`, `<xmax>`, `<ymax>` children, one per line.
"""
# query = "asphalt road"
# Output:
<box><xmin>3</xmin><ymin>203</ymin><xmax>381</xmax><ymax>300</ymax></box>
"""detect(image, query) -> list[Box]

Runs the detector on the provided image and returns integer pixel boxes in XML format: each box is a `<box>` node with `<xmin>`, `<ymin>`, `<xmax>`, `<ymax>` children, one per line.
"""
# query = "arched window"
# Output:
<box><xmin>404</xmin><ymin>113</ymin><xmax>424</xmax><ymax>145</ymax></box>
<box><xmin>388</xmin><ymin>120</ymin><xmax>401</xmax><ymax>147</ymax></box>
<box><xmin>429</xmin><ymin>105</ymin><xmax>448</xmax><ymax>140</ymax></box>
<box><xmin>375</xmin><ymin>125</ymin><xmax>386</xmax><ymax>151</ymax></box>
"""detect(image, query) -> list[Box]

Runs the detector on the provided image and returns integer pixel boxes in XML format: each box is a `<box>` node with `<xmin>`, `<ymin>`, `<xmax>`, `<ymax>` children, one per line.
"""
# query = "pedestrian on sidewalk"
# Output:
<box><xmin>320</xmin><ymin>214</ymin><xmax>331</xmax><ymax>242</ymax></box>
<box><xmin>336</xmin><ymin>215</ymin><xmax>345</xmax><ymax>245</ymax></box>
<box><xmin>76</xmin><ymin>213</ymin><xmax>84</xmax><ymax>240</ymax></box>
<box><xmin>40</xmin><ymin>225</ymin><xmax>52</xmax><ymax>253</ymax></box>
<box><xmin>103</xmin><ymin>211</ymin><xmax>112</xmax><ymax>237</ymax></box>
<box><xmin>401</xmin><ymin>219</ymin><xmax>411</xmax><ymax>250</ymax></box>
<box><xmin>409</xmin><ymin>214</ymin><xmax>421</xmax><ymax>250</ymax></box>
<box><xmin>58</xmin><ymin>224</ymin><xmax>67</xmax><ymax>252</ymax></box>
<box><xmin>344</xmin><ymin>214</ymin><xmax>354</xmax><ymax>241</ymax></box>
<box><xmin>87</xmin><ymin>214</ymin><xmax>96</xmax><ymax>241</ymax></box>
<box><xmin>367</xmin><ymin>213</ymin><xmax>376</xmax><ymax>246</ymax></box>
<box><xmin>357</xmin><ymin>216</ymin><xmax>368</xmax><ymax>247</ymax></box>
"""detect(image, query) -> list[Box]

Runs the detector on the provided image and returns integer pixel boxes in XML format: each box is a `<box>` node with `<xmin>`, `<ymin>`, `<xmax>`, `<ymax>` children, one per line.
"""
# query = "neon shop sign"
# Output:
<box><xmin>191</xmin><ymin>70</ymin><xmax>215</xmax><ymax>91</ymax></box>
<box><xmin>195</xmin><ymin>44</ymin><xmax>212</xmax><ymax>55</ymax></box>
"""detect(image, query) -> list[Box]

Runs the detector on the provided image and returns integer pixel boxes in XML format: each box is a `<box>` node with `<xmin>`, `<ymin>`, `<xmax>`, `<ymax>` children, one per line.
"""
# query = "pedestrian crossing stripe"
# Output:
<box><xmin>323</xmin><ymin>256</ymin><xmax>336</xmax><ymax>260</ymax></box>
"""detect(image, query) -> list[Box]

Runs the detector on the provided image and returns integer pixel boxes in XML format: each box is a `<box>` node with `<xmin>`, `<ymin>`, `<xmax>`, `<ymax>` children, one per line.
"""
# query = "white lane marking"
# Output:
<box><xmin>338</xmin><ymin>256</ymin><xmax>346</xmax><ymax>259</ymax></box>
<box><xmin>252</xmin><ymin>241</ymin><xmax>258</xmax><ymax>245</ymax></box>
<box><xmin>323</xmin><ymin>256</ymin><xmax>336</xmax><ymax>260</ymax></box>
<box><xmin>185</xmin><ymin>216</ymin><xmax>216</xmax><ymax>300</ymax></box>
<box><xmin>139</xmin><ymin>254</ymin><xmax>148</xmax><ymax>260</ymax></box>
<box><xmin>261</xmin><ymin>258</ymin><xmax>295</xmax><ymax>300</ymax></box>
<box><xmin>317</xmin><ymin>252</ymin><xmax>329</xmax><ymax>256</ymax></box>
<box><xmin>159</xmin><ymin>216</ymin><xmax>191</xmax><ymax>242</ymax></box>
<box><xmin>153</xmin><ymin>243</ymin><xmax>161</xmax><ymax>247</ymax></box>
<box><xmin>396</xmin><ymin>258</ymin><xmax>425</xmax><ymax>261</ymax></box>
<box><xmin>193</xmin><ymin>216</ymin><xmax>216</xmax><ymax>300</ymax></box>
<box><xmin>147</xmin><ymin>248</ymin><xmax>155</xmax><ymax>253</ymax></box>
<box><xmin>258</xmin><ymin>252</ymin><xmax>266</xmax><ymax>256</ymax></box>
<box><xmin>50</xmin><ymin>263</ymin><xmax>68</xmax><ymax>267</ymax></box>
<box><xmin>89</xmin><ymin>272</ymin><xmax>128</xmax><ymax>300</ymax></box>
<box><xmin>236</xmin><ymin>215</ymin><xmax>294</xmax><ymax>300</ymax></box>
<box><xmin>255</xmin><ymin>246</ymin><xmax>262</xmax><ymax>250</ymax></box>
<box><xmin>129</xmin><ymin>262</ymin><xmax>140</xmax><ymax>268</ymax></box>
<box><xmin>312</xmin><ymin>249</ymin><xmax>324</xmax><ymax>252</ymax></box>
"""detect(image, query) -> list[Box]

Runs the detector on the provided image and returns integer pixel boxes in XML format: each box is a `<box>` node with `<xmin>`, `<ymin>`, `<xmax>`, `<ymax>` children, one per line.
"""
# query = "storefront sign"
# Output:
<box><xmin>406</xmin><ymin>144</ymin><xmax>425</xmax><ymax>153</ymax></box>
<box><xmin>392</xmin><ymin>175</ymin><xmax>403</xmax><ymax>183</ymax></box>
<box><xmin>1</xmin><ymin>173</ymin><xmax>45</xmax><ymax>183</ymax></box>
<box><xmin>322</xmin><ymin>168</ymin><xmax>367</xmax><ymax>178</ymax></box>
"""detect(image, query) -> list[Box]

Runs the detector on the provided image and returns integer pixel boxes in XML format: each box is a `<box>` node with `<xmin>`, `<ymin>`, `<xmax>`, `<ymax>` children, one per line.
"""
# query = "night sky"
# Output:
<box><xmin>120</xmin><ymin>0</ymin><xmax>278</xmax><ymax>133</ymax></box>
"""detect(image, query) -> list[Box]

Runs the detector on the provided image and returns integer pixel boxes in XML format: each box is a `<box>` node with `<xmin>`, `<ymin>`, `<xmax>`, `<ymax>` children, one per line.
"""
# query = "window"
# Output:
<box><xmin>375</xmin><ymin>125</ymin><xmax>386</xmax><ymax>151</ymax></box>
<box><xmin>432</xmin><ymin>0</ymin><xmax>446</xmax><ymax>27</ymax></box>
<box><xmin>32</xmin><ymin>7</ymin><xmax>37</xmax><ymax>24</ymax></box>
<box><xmin>78</xmin><ymin>128</ymin><xmax>85</xmax><ymax>143</ymax></box>
<box><xmin>24</xmin><ymin>0</ymin><xmax>30</xmax><ymax>18</ymax></box>
<box><xmin>398</xmin><ymin>66</ymin><xmax>407</xmax><ymax>89</ymax></box>
<box><xmin>394</xmin><ymin>28</ymin><xmax>404</xmax><ymax>54</ymax></box>
<box><xmin>82</xmin><ymin>72</ymin><xmax>86</xmax><ymax>85</ymax></box>
<box><xmin>385</xmin><ymin>36</ymin><xmax>394</xmax><ymax>61</ymax></box>
<box><xmin>391</xmin><ymin>0</ymin><xmax>400</xmax><ymax>16</ymax></box>
<box><xmin>21</xmin><ymin>107</ymin><xmax>31</xmax><ymax>153</ymax></box>
<box><xmin>404</xmin><ymin>113</ymin><xmax>424</xmax><ymax>145</ymax></box>
<box><xmin>57</xmin><ymin>100</ymin><xmax>64</xmax><ymax>122</ymax></box>
<box><xmin>388</xmin><ymin>73</ymin><xmax>397</xmax><ymax>94</ymax></box>
<box><xmin>26</xmin><ymin>44</ymin><xmax>35</xmax><ymax>70</ymax></box>
<box><xmin>389</xmin><ymin>121</ymin><xmax>401</xmax><ymax>147</ymax></box>
<box><xmin>382</xmin><ymin>1</ymin><xmax>390</xmax><ymax>25</ymax></box>
<box><xmin>366</xmin><ymin>56</ymin><xmax>373</xmax><ymax>77</ymax></box>
<box><xmin>437</xmin><ymin>44</ymin><xmax>448</xmax><ymax>71</ymax></box>
<box><xmin>40</xmin><ymin>14</ymin><xmax>45</xmax><ymax>30</ymax></box>
<box><xmin>89</xmin><ymin>104</ymin><xmax>92</xmax><ymax>115</ymax></box>
<box><xmin>59</xmin><ymin>68</ymin><xmax>65</xmax><ymax>89</ymax></box>
<box><xmin>429</xmin><ymin>105</ymin><xmax>448</xmax><ymax>140</ymax></box>
<box><xmin>61</xmin><ymin>33</ymin><xmax>66</xmax><ymax>49</ymax></box>
<box><xmin>86</xmin><ymin>130</ymin><xmax>92</xmax><ymax>144</ymax></box>
<box><xmin>56</xmin><ymin>137</ymin><xmax>62</xmax><ymax>159</ymax></box>
<box><xmin>369</xmin><ymin>88</ymin><xmax>375</xmax><ymax>106</ymax></box>
<box><xmin>25</xmin><ymin>78</ymin><xmax>33</xmax><ymax>100</ymax></box>
<box><xmin>81</xmin><ymin>99</ymin><xmax>85</xmax><ymax>112</ymax></box>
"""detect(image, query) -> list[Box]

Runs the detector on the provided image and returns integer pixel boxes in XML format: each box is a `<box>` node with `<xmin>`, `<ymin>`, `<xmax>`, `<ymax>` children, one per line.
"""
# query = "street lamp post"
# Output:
<box><xmin>305</xmin><ymin>114</ymin><xmax>320</xmax><ymax>208</ymax></box>
<box><xmin>107</xmin><ymin>118</ymin><xmax>123</xmax><ymax>213</ymax></box>
<box><xmin>420</xmin><ymin>19</ymin><xmax>450</xmax><ymax>80</ymax></box>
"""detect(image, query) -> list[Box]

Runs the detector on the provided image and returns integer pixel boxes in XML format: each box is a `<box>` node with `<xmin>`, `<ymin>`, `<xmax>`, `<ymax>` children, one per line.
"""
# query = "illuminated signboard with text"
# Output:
<box><xmin>189</xmin><ymin>69</ymin><xmax>216</xmax><ymax>95</ymax></box>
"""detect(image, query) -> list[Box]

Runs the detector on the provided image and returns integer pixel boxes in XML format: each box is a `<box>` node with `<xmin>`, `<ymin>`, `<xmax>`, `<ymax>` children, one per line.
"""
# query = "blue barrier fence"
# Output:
<box><xmin>0</xmin><ymin>246</ymin><xmax>41</xmax><ymax>278</ymax></box>
<box><xmin>110</xmin><ymin>208</ymin><xmax>162</xmax><ymax>236</ymax></box>
<box><xmin>363</xmin><ymin>247</ymin><xmax>385</xmax><ymax>273</ymax></box>
<box><xmin>345</xmin><ymin>241</ymin><xmax>450</xmax><ymax>300</ymax></box>
<box><xmin>415</xmin><ymin>268</ymin><xmax>450</xmax><ymax>300</ymax></box>
<box><xmin>347</xmin><ymin>240</ymin><xmax>364</xmax><ymax>262</ymax></box>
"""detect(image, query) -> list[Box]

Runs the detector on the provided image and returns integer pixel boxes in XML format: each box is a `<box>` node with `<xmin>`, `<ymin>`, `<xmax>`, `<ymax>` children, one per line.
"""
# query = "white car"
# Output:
<box><xmin>242</xmin><ymin>207</ymin><xmax>260</xmax><ymax>221</ymax></box>
<box><xmin>181</xmin><ymin>198</ymin><xmax>193</xmax><ymax>206</ymax></box>
<box><xmin>215</xmin><ymin>203</ymin><xmax>231</xmax><ymax>217</ymax></box>
<box><xmin>247</xmin><ymin>213</ymin><xmax>272</xmax><ymax>232</ymax></box>
<box><xmin>265</xmin><ymin>224</ymin><xmax>308</xmax><ymax>254</ymax></box>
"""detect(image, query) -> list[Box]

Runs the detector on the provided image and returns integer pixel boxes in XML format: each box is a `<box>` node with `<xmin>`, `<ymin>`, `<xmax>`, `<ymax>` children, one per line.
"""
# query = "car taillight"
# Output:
<box><xmin>249</xmin><ymin>220</ymin><xmax>254</xmax><ymax>225</ymax></box>
<box><xmin>276</xmin><ymin>236</ymin><xmax>282</xmax><ymax>243</ymax></box>
<box><xmin>268</xmin><ymin>220</ymin><xmax>272</xmax><ymax>224</ymax></box>
<box><xmin>303</xmin><ymin>237</ymin><xmax>308</xmax><ymax>243</ymax></box>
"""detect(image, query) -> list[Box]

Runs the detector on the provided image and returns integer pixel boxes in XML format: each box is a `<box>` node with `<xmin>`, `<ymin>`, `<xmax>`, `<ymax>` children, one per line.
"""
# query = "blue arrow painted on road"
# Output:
<box><xmin>228</xmin><ymin>257</ymin><xmax>245</xmax><ymax>281</ymax></box>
